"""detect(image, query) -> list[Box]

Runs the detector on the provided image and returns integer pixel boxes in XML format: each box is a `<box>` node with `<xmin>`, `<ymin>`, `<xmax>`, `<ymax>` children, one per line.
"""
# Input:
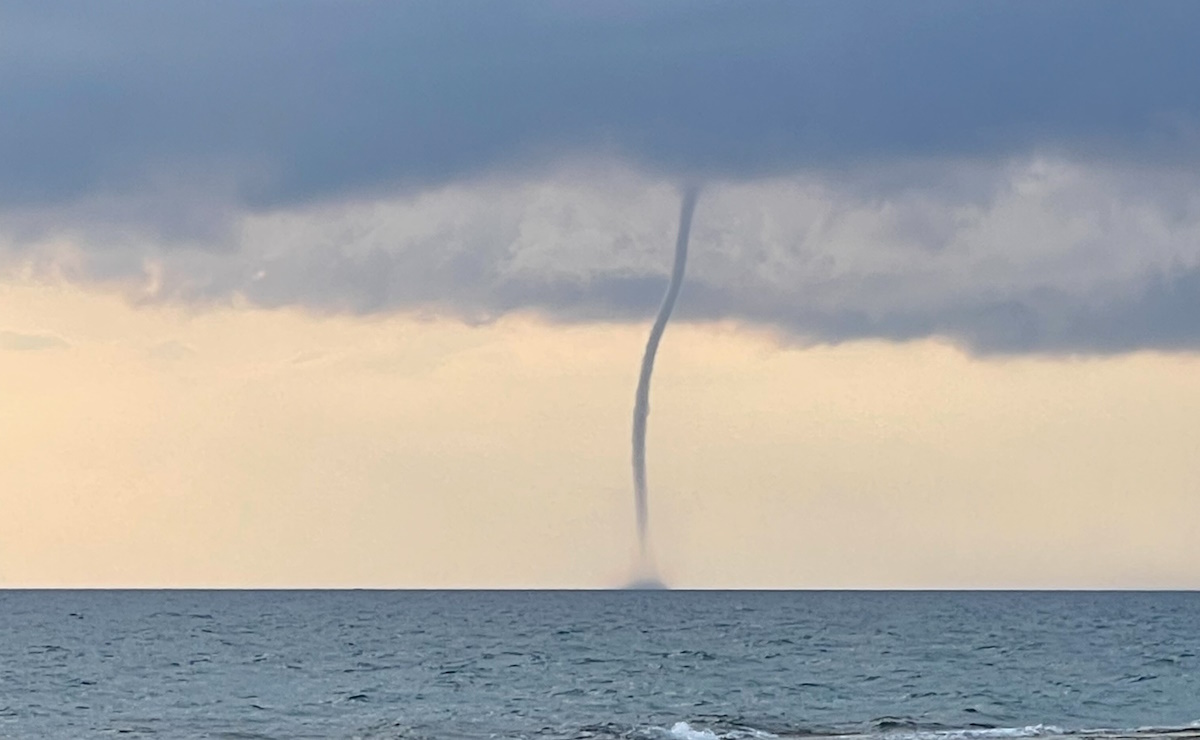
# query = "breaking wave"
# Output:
<box><xmin>643</xmin><ymin>721</ymin><xmax>1200</xmax><ymax>740</ymax></box>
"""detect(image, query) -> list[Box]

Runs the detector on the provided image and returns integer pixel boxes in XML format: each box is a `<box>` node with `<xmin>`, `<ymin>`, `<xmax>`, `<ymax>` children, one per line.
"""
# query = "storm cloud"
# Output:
<box><xmin>4</xmin><ymin>1</ymin><xmax>1199</xmax><ymax>207</ymax></box>
<box><xmin>2</xmin><ymin>2</ymin><xmax>1199</xmax><ymax>354</ymax></box>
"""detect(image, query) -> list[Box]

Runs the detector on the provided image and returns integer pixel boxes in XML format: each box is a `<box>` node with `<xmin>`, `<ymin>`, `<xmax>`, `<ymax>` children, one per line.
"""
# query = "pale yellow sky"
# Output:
<box><xmin>2</xmin><ymin>280</ymin><xmax>1199</xmax><ymax>588</ymax></box>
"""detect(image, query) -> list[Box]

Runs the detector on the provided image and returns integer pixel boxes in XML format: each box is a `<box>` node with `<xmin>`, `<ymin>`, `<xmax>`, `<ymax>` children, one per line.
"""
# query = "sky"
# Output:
<box><xmin>3</xmin><ymin>2</ymin><xmax>1200</xmax><ymax>588</ymax></box>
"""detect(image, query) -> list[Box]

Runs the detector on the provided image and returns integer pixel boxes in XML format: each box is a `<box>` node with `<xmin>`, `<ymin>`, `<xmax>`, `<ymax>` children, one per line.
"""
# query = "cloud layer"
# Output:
<box><xmin>6</xmin><ymin>158</ymin><xmax>1198</xmax><ymax>354</ymax></box>
<box><xmin>2</xmin><ymin>3</ymin><xmax>1199</xmax><ymax>354</ymax></box>
<box><xmin>3</xmin><ymin>2</ymin><xmax>1198</xmax><ymax>209</ymax></box>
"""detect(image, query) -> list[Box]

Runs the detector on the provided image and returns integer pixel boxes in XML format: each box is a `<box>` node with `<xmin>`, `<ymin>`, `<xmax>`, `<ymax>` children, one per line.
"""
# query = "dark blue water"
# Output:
<box><xmin>1</xmin><ymin>591</ymin><xmax>1198</xmax><ymax>739</ymax></box>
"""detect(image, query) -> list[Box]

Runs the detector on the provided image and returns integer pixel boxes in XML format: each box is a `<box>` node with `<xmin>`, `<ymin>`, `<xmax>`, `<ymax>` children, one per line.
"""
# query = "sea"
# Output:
<box><xmin>1</xmin><ymin>590</ymin><xmax>1198</xmax><ymax>739</ymax></box>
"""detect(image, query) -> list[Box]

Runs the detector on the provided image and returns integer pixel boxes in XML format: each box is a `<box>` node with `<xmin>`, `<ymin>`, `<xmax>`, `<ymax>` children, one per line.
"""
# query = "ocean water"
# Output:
<box><xmin>1</xmin><ymin>591</ymin><xmax>1198</xmax><ymax>739</ymax></box>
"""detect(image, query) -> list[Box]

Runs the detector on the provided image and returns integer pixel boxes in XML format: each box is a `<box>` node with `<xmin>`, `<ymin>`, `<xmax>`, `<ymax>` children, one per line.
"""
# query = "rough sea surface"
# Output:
<box><xmin>1</xmin><ymin>591</ymin><xmax>1197</xmax><ymax>739</ymax></box>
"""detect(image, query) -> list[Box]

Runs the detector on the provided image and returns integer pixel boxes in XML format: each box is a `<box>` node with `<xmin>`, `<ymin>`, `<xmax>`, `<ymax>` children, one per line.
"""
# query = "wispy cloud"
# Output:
<box><xmin>146</xmin><ymin>340</ymin><xmax>196</xmax><ymax>361</ymax></box>
<box><xmin>0</xmin><ymin>330</ymin><xmax>69</xmax><ymax>351</ymax></box>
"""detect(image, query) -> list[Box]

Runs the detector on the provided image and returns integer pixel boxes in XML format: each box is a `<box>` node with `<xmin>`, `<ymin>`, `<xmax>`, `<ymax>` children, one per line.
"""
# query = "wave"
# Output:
<box><xmin>651</xmin><ymin>721</ymin><xmax>1200</xmax><ymax>740</ymax></box>
<box><xmin>660</xmin><ymin>721</ymin><xmax>780</xmax><ymax>740</ymax></box>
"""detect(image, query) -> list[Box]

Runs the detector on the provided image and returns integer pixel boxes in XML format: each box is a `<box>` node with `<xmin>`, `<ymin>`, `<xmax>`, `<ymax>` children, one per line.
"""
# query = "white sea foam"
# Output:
<box><xmin>668</xmin><ymin>722</ymin><xmax>723</xmax><ymax>740</ymax></box>
<box><xmin>656</xmin><ymin>722</ymin><xmax>1200</xmax><ymax>740</ymax></box>
<box><xmin>662</xmin><ymin>721</ymin><xmax>778</xmax><ymax>740</ymax></box>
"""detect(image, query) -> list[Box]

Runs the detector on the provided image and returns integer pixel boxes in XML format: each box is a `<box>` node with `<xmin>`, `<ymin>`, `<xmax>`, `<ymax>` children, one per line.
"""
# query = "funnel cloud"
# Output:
<box><xmin>631</xmin><ymin>186</ymin><xmax>700</xmax><ymax>569</ymax></box>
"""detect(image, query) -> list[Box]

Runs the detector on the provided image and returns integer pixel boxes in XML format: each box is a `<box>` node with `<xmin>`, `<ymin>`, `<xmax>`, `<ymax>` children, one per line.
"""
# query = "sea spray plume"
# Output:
<box><xmin>631</xmin><ymin>185</ymin><xmax>700</xmax><ymax>568</ymax></box>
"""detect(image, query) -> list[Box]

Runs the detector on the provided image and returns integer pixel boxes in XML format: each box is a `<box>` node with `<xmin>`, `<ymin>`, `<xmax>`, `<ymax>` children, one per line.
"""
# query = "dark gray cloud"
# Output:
<box><xmin>2</xmin><ymin>1</ymin><xmax>1198</xmax><ymax>212</ymax></box>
